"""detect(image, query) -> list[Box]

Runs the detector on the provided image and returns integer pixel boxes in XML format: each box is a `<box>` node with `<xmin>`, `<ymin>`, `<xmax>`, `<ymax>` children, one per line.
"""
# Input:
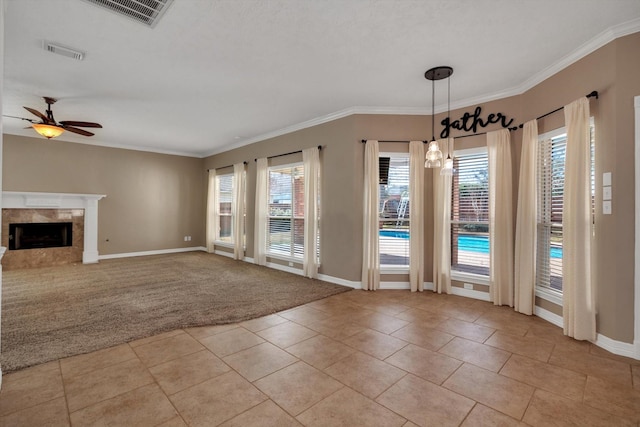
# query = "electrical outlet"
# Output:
<box><xmin>184</xmin><ymin>236</ymin><xmax>188</xmax><ymax>241</ymax></box>
<box><xmin>187</xmin><ymin>236</ymin><xmax>192</xmax><ymax>241</ymax></box>
<box><xmin>464</xmin><ymin>283</ymin><xmax>473</xmax><ymax>290</ymax></box>
<box><xmin>289</xmin><ymin>261</ymin><xmax>294</xmax><ymax>267</ymax></box>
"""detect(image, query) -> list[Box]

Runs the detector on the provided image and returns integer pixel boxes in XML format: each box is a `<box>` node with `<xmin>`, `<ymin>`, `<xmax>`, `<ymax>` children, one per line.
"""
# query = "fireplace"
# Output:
<box><xmin>2</xmin><ymin>191</ymin><xmax>106</xmax><ymax>270</ymax></box>
<box><xmin>9</xmin><ymin>222</ymin><xmax>73</xmax><ymax>250</ymax></box>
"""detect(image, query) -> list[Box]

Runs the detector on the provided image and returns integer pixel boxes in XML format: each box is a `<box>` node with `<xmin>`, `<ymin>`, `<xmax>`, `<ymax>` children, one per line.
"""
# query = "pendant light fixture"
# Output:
<box><xmin>424</xmin><ymin>66</ymin><xmax>453</xmax><ymax>168</ymax></box>
<box><xmin>440</xmin><ymin>70</ymin><xmax>455</xmax><ymax>175</ymax></box>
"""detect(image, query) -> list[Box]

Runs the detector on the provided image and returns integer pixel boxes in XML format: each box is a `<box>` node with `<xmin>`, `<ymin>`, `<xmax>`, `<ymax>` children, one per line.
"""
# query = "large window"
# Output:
<box><xmin>536</xmin><ymin>123</ymin><xmax>595</xmax><ymax>295</ymax></box>
<box><xmin>451</xmin><ymin>149</ymin><xmax>490</xmax><ymax>276</ymax></box>
<box><xmin>215</xmin><ymin>173</ymin><xmax>233</xmax><ymax>243</ymax></box>
<box><xmin>379</xmin><ymin>154</ymin><xmax>410</xmax><ymax>267</ymax></box>
<box><xmin>214</xmin><ymin>172</ymin><xmax>245</xmax><ymax>245</ymax></box>
<box><xmin>267</xmin><ymin>164</ymin><xmax>305</xmax><ymax>259</ymax></box>
<box><xmin>536</xmin><ymin>134</ymin><xmax>565</xmax><ymax>293</ymax></box>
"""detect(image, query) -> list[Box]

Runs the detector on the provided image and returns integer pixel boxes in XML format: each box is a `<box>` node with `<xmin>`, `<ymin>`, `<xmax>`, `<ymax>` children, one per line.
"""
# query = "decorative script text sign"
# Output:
<box><xmin>440</xmin><ymin>106</ymin><xmax>514</xmax><ymax>139</ymax></box>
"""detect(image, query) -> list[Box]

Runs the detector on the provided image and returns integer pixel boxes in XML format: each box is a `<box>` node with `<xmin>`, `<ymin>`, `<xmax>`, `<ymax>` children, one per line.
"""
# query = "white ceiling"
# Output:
<box><xmin>3</xmin><ymin>0</ymin><xmax>640</xmax><ymax>158</ymax></box>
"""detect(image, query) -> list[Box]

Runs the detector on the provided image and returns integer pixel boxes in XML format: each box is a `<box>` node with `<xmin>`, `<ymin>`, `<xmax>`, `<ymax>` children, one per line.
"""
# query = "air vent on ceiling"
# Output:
<box><xmin>43</xmin><ymin>41</ymin><xmax>85</xmax><ymax>61</ymax></box>
<box><xmin>81</xmin><ymin>0</ymin><xmax>174</xmax><ymax>28</ymax></box>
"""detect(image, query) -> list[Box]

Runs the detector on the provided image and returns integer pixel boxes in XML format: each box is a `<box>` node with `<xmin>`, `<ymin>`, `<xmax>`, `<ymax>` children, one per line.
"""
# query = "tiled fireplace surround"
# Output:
<box><xmin>1</xmin><ymin>192</ymin><xmax>105</xmax><ymax>270</ymax></box>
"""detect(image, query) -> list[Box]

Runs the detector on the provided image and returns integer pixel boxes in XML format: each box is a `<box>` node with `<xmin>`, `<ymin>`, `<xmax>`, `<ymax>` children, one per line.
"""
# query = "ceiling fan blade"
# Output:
<box><xmin>63</xmin><ymin>126</ymin><xmax>94</xmax><ymax>137</ymax></box>
<box><xmin>3</xmin><ymin>114</ymin><xmax>37</xmax><ymax>123</ymax></box>
<box><xmin>23</xmin><ymin>107</ymin><xmax>49</xmax><ymax>123</ymax></box>
<box><xmin>59</xmin><ymin>121</ymin><xmax>102</xmax><ymax>128</ymax></box>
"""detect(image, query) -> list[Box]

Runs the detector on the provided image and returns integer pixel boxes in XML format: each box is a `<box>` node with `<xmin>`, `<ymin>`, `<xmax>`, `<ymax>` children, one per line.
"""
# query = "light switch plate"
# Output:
<box><xmin>603</xmin><ymin>186</ymin><xmax>612</xmax><ymax>200</ymax></box>
<box><xmin>603</xmin><ymin>172</ymin><xmax>612</xmax><ymax>186</ymax></box>
<box><xmin>603</xmin><ymin>200</ymin><xmax>612</xmax><ymax>215</ymax></box>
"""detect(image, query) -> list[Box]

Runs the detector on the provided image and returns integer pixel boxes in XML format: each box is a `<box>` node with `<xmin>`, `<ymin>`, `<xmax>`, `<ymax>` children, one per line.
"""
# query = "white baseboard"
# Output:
<box><xmin>534</xmin><ymin>306</ymin><xmax>563</xmax><ymax>327</ymax></box>
<box><xmin>265</xmin><ymin>261</ymin><xmax>303</xmax><ymax>276</ymax></box>
<box><xmin>594</xmin><ymin>333</ymin><xmax>638</xmax><ymax>359</ymax></box>
<box><xmin>451</xmin><ymin>286</ymin><xmax>491</xmax><ymax>301</ymax></box>
<box><xmin>535</xmin><ymin>306</ymin><xmax>638</xmax><ymax>360</ymax></box>
<box><xmin>317</xmin><ymin>274</ymin><xmax>360</xmax><ymax>289</ymax></box>
<box><xmin>98</xmin><ymin>246</ymin><xmax>207</xmax><ymax>260</ymax></box>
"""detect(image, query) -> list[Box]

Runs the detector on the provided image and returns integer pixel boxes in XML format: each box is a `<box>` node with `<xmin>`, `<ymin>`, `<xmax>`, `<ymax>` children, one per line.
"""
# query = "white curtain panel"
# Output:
<box><xmin>563</xmin><ymin>97</ymin><xmax>596</xmax><ymax>341</ymax></box>
<box><xmin>205</xmin><ymin>169</ymin><xmax>217</xmax><ymax>253</ymax></box>
<box><xmin>433</xmin><ymin>138</ymin><xmax>453</xmax><ymax>294</ymax></box>
<box><xmin>303</xmin><ymin>147</ymin><xmax>320</xmax><ymax>279</ymax></box>
<box><xmin>232</xmin><ymin>163</ymin><xmax>246</xmax><ymax>260</ymax></box>
<box><xmin>254</xmin><ymin>158</ymin><xmax>269</xmax><ymax>266</ymax></box>
<box><xmin>409</xmin><ymin>141</ymin><xmax>425</xmax><ymax>292</ymax></box>
<box><xmin>362</xmin><ymin>140</ymin><xmax>380</xmax><ymax>291</ymax></box>
<box><xmin>488</xmin><ymin>129</ymin><xmax>514</xmax><ymax>306</ymax></box>
<box><xmin>514</xmin><ymin>120</ymin><xmax>538</xmax><ymax>315</ymax></box>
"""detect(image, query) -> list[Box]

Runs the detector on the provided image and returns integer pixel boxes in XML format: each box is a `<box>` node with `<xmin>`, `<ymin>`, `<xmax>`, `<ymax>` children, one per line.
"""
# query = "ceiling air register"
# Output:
<box><xmin>81</xmin><ymin>0</ymin><xmax>174</xmax><ymax>28</ymax></box>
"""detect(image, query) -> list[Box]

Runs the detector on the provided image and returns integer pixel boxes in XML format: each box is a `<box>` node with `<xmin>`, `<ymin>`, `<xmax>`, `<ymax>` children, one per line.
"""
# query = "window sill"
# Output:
<box><xmin>267</xmin><ymin>252</ymin><xmax>304</xmax><ymax>265</ymax></box>
<box><xmin>451</xmin><ymin>270</ymin><xmax>490</xmax><ymax>286</ymax></box>
<box><xmin>380</xmin><ymin>265</ymin><xmax>409</xmax><ymax>275</ymax></box>
<box><xmin>535</xmin><ymin>287</ymin><xmax>563</xmax><ymax>306</ymax></box>
<box><xmin>213</xmin><ymin>241</ymin><xmax>233</xmax><ymax>248</ymax></box>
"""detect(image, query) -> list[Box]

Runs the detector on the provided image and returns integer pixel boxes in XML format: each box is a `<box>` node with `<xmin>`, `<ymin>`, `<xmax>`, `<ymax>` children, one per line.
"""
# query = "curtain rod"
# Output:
<box><xmin>254</xmin><ymin>145</ymin><xmax>323</xmax><ymax>162</ymax></box>
<box><xmin>510</xmin><ymin>90</ymin><xmax>599</xmax><ymax>130</ymax></box>
<box><xmin>360</xmin><ymin>140</ymin><xmax>426</xmax><ymax>143</ymax></box>
<box><xmin>361</xmin><ymin>90</ymin><xmax>599</xmax><ymax>143</ymax></box>
<box><xmin>207</xmin><ymin>161</ymin><xmax>247</xmax><ymax>171</ymax></box>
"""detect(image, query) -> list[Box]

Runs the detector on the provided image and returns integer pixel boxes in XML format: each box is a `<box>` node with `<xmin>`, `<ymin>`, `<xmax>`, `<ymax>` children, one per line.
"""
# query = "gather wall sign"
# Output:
<box><xmin>440</xmin><ymin>106</ymin><xmax>514</xmax><ymax>138</ymax></box>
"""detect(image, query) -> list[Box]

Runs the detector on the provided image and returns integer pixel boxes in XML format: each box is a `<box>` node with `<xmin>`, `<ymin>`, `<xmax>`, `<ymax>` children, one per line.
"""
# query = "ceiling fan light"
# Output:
<box><xmin>32</xmin><ymin>123</ymin><xmax>64</xmax><ymax>139</ymax></box>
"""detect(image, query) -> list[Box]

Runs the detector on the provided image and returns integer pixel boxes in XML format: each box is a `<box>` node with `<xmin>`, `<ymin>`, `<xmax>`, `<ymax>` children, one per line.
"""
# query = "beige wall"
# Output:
<box><xmin>2</xmin><ymin>32</ymin><xmax>637</xmax><ymax>343</ymax></box>
<box><xmin>2</xmin><ymin>135</ymin><xmax>205</xmax><ymax>255</ymax></box>
<box><xmin>204</xmin><ymin>33</ymin><xmax>639</xmax><ymax>343</ymax></box>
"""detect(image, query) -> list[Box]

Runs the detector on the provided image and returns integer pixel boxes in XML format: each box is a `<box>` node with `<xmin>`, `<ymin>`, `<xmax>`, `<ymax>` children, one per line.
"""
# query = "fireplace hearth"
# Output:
<box><xmin>9</xmin><ymin>222</ymin><xmax>73</xmax><ymax>250</ymax></box>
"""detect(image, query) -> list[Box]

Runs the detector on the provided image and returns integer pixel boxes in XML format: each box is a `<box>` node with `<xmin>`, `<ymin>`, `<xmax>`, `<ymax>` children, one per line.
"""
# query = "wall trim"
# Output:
<box><xmin>451</xmin><ymin>286</ymin><xmax>491</xmax><ymax>302</ymax></box>
<box><xmin>203</xmin><ymin>22</ymin><xmax>640</xmax><ymax>159</ymax></box>
<box><xmin>634</xmin><ymin>94</ymin><xmax>640</xmax><ymax>360</ymax></box>
<box><xmin>317</xmin><ymin>274</ymin><xmax>360</xmax><ymax>289</ymax></box>
<box><xmin>535</xmin><ymin>306</ymin><xmax>638</xmax><ymax>360</ymax></box>
<box><xmin>594</xmin><ymin>333</ymin><xmax>638</xmax><ymax>359</ymax></box>
<box><xmin>535</xmin><ymin>306</ymin><xmax>563</xmax><ymax>328</ymax></box>
<box><xmin>98</xmin><ymin>246</ymin><xmax>207</xmax><ymax>260</ymax></box>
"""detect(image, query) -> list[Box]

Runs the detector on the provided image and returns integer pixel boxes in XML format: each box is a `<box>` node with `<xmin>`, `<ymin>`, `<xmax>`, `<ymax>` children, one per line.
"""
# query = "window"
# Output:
<box><xmin>379</xmin><ymin>154</ymin><xmax>410</xmax><ymax>267</ymax></box>
<box><xmin>536</xmin><ymin>133</ymin><xmax>565</xmax><ymax>293</ymax></box>
<box><xmin>214</xmin><ymin>172</ymin><xmax>245</xmax><ymax>245</ymax></box>
<box><xmin>267</xmin><ymin>164</ymin><xmax>305</xmax><ymax>259</ymax></box>
<box><xmin>215</xmin><ymin>173</ymin><xmax>233</xmax><ymax>243</ymax></box>
<box><xmin>536</xmin><ymin>123</ymin><xmax>595</xmax><ymax>295</ymax></box>
<box><xmin>451</xmin><ymin>149</ymin><xmax>490</xmax><ymax>276</ymax></box>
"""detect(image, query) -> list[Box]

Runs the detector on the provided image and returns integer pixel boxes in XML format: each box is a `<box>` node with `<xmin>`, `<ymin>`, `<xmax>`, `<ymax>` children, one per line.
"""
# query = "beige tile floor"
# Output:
<box><xmin>1</xmin><ymin>289</ymin><xmax>639</xmax><ymax>426</ymax></box>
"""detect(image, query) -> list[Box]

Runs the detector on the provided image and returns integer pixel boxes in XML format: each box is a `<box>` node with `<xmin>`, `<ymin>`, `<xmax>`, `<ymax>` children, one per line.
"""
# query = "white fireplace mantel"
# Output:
<box><xmin>2</xmin><ymin>191</ymin><xmax>106</xmax><ymax>264</ymax></box>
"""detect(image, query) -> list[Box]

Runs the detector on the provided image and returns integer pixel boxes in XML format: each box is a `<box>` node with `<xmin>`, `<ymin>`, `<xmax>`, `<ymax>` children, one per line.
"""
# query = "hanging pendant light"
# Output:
<box><xmin>440</xmin><ymin>72</ymin><xmax>455</xmax><ymax>175</ymax></box>
<box><xmin>424</xmin><ymin>66</ymin><xmax>453</xmax><ymax>168</ymax></box>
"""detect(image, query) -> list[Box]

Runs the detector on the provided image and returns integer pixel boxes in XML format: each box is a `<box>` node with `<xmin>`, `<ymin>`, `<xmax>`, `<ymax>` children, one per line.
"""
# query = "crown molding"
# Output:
<box><xmin>515</xmin><ymin>17</ymin><xmax>640</xmax><ymax>95</ymax></box>
<box><xmin>4</xmin><ymin>129</ymin><xmax>202</xmax><ymax>158</ymax></box>
<box><xmin>200</xmin><ymin>106</ymin><xmax>432</xmax><ymax>157</ymax></box>
<box><xmin>204</xmin><ymin>20</ymin><xmax>640</xmax><ymax>159</ymax></box>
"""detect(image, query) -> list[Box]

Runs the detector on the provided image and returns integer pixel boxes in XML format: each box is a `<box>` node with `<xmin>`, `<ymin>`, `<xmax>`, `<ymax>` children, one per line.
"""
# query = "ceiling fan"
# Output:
<box><xmin>4</xmin><ymin>97</ymin><xmax>102</xmax><ymax>139</ymax></box>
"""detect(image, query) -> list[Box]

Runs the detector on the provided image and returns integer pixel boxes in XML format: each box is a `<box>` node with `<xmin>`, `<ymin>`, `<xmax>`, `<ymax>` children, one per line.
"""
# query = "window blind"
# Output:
<box><xmin>379</xmin><ymin>155</ymin><xmax>410</xmax><ymax>266</ymax></box>
<box><xmin>536</xmin><ymin>136</ymin><xmax>565</xmax><ymax>292</ymax></box>
<box><xmin>451</xmin><ymin>151</ymin><xmax>490</xmax><ymax>276</ymax></box>
<box><xmin>267</xmin><ymin>164</ymin><xmax>305</xmax><ymax>259</ymax></box>
<box><xmin>216</xmin><ymin>173</ymin><xmax>233</xmax><ymax>243</ymax></box>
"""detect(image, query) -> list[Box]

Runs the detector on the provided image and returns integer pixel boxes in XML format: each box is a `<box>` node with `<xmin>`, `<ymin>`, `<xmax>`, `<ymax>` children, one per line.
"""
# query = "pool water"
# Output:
<box><xmin>379</xmin><ymin>230</ymin><xmax>562</xmax><ymax>259</ymax></box>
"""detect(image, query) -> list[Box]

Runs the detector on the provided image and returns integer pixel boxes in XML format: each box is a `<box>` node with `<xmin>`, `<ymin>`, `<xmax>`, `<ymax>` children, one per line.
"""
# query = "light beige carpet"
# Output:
<box><xmin>0</xmin><ymin>252</ymin><xmax>350</xmax><ymax>372</ymax></box>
